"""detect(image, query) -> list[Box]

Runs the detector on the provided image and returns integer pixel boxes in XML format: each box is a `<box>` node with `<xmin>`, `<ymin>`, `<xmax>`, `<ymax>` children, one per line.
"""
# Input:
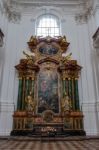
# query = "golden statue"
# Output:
<box><xmin>23</xmin><ymin>51</ymin><xmax>35</xmax><ymax>64</ymax></box>
<box><xmin>61</xmin><ymin>93</ymin><xmax>71</xmax><ymax>113</ymax></box>
<box><xmin>61</xmin><ymin>53</ymin><xmax>72</xmax><ymax>64</ymax></box>
<box><xmin>25</xmin><ymin>91</ymin><xmax>36</xmax><ymax>112</ymax></box>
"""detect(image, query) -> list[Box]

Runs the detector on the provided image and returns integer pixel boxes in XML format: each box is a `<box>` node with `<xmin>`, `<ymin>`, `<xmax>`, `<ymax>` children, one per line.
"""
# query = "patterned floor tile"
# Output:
<box><xmin>0</xmin><ymin>139</ymin><xmax>99</xmax><ymax>150</ymax></box>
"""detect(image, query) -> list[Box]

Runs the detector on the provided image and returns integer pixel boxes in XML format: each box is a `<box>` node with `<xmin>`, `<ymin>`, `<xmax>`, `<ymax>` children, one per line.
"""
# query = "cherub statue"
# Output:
<box><xmin>61</xmin><ymin>52</ymin><xmax>72</xmax><ymax>64</ymax></box>
<box><xmin>23</xmin><ymin>51</ymin><xmax>35</xmax><ymax>64</ymax></box>
<box><xmin>25</xmin><ymin>91</ymin><xmax>36</xmax><ymax>112</ymax></box>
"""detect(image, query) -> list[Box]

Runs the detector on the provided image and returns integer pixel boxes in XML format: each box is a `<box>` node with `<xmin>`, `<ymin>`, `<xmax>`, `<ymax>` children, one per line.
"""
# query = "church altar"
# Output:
<box><xmin>11</xmin><ymin>36</ymin><xmax>85</xmax><ymax>136</ymax></box>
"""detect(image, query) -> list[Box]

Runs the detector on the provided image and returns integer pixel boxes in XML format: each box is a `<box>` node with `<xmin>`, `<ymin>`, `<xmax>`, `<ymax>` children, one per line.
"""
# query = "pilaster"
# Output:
<box><xmin>0</xmin><ymin>102</ymin><xmax>14</xmax><ymax>136</ymax></box>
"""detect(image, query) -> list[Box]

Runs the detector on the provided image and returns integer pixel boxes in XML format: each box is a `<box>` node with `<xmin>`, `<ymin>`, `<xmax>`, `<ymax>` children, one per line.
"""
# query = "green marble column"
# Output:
<box><xmin>22</xmin><ymin>77</ymin><xmax>26</xmax><ymax>110</ymax></box>
<box><xmin>17</xmin><ymin>77</ymin><xmax>23</xmax><ymax>110</ymax></box>
<box><xmin>62</xmin><ymin>79</ymin><xmax>66</xmax><ymax>97</ymax></box>
<box><xmin>28</xmin><ymin>78</ymin><xmax>32</xmax><ymax>93</ymax></box>
<box><xmin>68</xmin><ymin>78</ymin><xmax>74</xmax><ymax>109</ymax></box>
<box><xmin>66</xmin><ymin>79</ymin><xmax>69</xmax><ymax>95</ymax></box>
<box><xmin>25</xmin><ymin>77</ymin><xmax>29</xmax><ymax>96</ymax></box>
<box><xmin>31</xmin><ymin>78</ymin><xmax>34</xmax><ymax>98</ymax></box>
<box><xmin>71</xmin><ymin>79</ymin><xmax>75</xmax><ymax>110</ymax></box>
<box><xmin>74</xmin><ymin>78</ymin><xmax>80</xmax><ymax>110</ymax></box>
<box><xmin>68</xmin><ymin>78</ymin><xmax>72</xmax><ymax>99</ymax></box>
<box><xmin>21</xmin><ymin>77</ymin><xmax>29</xmax><ymax>110</ymax></box>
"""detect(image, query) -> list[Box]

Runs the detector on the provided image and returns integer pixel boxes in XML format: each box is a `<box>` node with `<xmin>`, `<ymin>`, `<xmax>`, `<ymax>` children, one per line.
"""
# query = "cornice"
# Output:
<box><xmin>1</xmin><ymin>0</ymin><xmax>98</xmax><ymax>24</ymax></box>
<box><xmin>11</xmin><ymin>0</ymin><xmax>85</xmax><ymax>7</ymax></box>
<box><xmin>2</xmin><ymin>0</ymin><xmax>86</xmax><ymax>15</ymax></box>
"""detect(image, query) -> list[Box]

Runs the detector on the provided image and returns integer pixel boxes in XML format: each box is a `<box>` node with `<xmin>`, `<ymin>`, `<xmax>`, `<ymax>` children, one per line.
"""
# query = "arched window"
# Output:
<box><xmin>36</xmin><ymin>14</ymin><xmax>60</xmax><ymax>37</ymax></box>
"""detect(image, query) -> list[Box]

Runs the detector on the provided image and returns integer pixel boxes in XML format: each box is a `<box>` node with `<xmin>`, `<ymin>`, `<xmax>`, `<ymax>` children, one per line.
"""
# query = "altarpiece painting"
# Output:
<box><xmin>38</xmin><ymin>67</ymin><xmax>59</xmax><ymax>113</ymax></box>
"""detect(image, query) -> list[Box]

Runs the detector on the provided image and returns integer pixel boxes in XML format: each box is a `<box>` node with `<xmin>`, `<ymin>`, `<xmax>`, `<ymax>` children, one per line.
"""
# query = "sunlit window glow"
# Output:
<box><xmin>36</xmin><ymin>14</ymin><xmax>60</xmax><ymax>37</ymax></box>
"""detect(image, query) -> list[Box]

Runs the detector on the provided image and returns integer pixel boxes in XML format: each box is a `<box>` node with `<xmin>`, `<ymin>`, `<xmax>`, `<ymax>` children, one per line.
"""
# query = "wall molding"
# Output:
<box><xmin>82</xmin><ymin>102</ymin><xmax>98</xmax><ymax>112</ymax></box>
<box><xmin>0</xmin><ymin>102</ymin><xmax>14</xmax><ymax>112</ymax></box>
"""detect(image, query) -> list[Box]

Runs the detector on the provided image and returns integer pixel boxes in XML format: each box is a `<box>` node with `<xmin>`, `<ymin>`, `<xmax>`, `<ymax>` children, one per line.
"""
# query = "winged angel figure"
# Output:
<box><xmin>23</xmin><ymin>51</ymin><xmax>35</xmax><ymax>64</ymax></box>
<box><xmin>61</xmin><ymin>52</ymin><xmax>72</xmax><ymax>64</ymax></box>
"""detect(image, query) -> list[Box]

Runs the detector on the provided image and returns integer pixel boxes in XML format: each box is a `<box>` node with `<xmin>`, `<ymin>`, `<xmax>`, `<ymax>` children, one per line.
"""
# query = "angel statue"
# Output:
<box><xmin>25</xmin><ymin>91</ymin><xmax>36</xmax><ymax>113</ymax></box>
<box><xmin>62</xmin><ymin>35</ymin><xmax>67</xmax><ymax>43</ymax></box>
<box><xmin>61</xmin><ymin>52</ymin><xmax>72</xmax><ymax>64</ymax></box>
<box><xmin>29</xmin><ymin>35</ymin><xmax>38</xmax><ymax>46</ymax></box>
<box><xmin>23</xmin><ymin>51</ymin><xmax>35</xmax><ymax>64</ymax></box>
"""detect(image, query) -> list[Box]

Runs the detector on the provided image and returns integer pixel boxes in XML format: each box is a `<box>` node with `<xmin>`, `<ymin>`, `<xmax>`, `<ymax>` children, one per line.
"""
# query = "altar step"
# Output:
<box><xmin>11</xmin><ymin>129</ymin><xmax>86</xmax><ymax>137</ymax></box>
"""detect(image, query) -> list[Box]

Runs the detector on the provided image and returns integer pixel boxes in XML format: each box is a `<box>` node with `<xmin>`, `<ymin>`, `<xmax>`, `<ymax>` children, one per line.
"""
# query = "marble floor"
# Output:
<box><xmin>0</xmin><ymin>139</ymin><xmax>99</xmax><ymax>150</ymax></box>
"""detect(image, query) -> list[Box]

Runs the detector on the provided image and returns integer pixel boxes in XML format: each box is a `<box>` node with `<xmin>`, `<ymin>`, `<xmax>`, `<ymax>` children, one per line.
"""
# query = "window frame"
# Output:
<box><xmin>36</xmin><ymin>14</ymin><xmax>61</xmax><ymax>37</ymax></box>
